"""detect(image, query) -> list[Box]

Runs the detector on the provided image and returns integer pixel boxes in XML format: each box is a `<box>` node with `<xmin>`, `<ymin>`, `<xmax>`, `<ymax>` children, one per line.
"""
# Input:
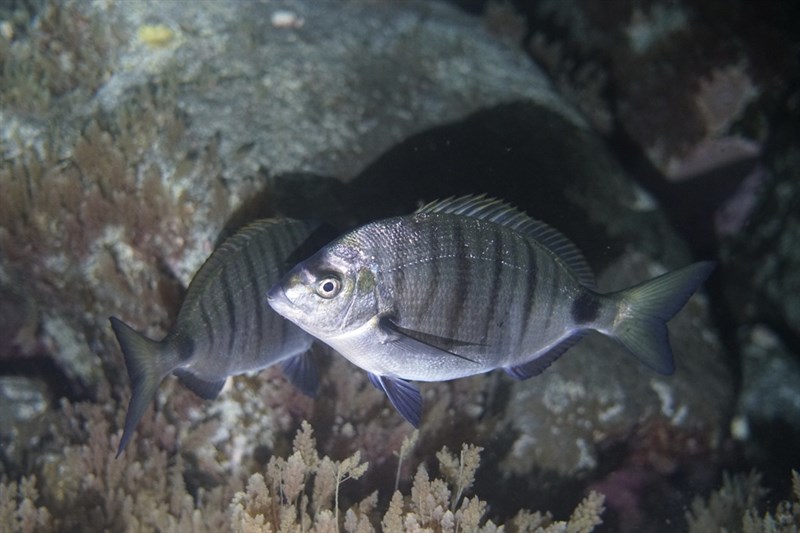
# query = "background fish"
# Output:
<box><xmin>268</xmin><ymin>196</ymin><xmax>715</xmax><ymax>427</ymax></box>
<box><xmin>111</xmin><ymin>218</ymin><xmax>326</xmax><ymax>455</ymax></box>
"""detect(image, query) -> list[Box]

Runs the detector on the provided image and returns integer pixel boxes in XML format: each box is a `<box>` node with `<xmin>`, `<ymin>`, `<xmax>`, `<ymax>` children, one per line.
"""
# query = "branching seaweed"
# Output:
<box><xmin>0</xmin><ymin>402</ymin><xmax>607</xmax><ymax>532</ymax></box>
<box><xmin>687</xmin><ymin>470</ymin><xmax>800</xmax><ymax>533</ymax></box>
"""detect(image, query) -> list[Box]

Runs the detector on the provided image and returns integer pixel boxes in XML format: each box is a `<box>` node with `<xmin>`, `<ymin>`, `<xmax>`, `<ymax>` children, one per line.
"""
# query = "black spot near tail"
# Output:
<box><xmin>571</xmin><ymin>291</ymin><xmax>600</xmax><ymax>324</ymax></box>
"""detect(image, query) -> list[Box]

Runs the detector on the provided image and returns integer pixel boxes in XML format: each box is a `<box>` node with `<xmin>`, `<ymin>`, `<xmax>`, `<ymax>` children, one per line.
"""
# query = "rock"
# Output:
<box><xmin>300</xmin><ymin>100</ymin><xmax>731</xmax><ymax>528</ymax></box>
<box><xmin>0</xmin><ymin>376</ymin><xmax>51</xmax><ymax>477</ymax></box>
<box><xmin>0</xmin><ymin>0</ymin><xmax>581</xmax><ymax>397</ymax></box>
<box><xmin>498</xmin><ymin>253</ymin><xmax>727</xmax><ymax>477</ymax></box>
<box><xmin>732</xmin><ymin>326</ymin><xmax>800</xmax><ymax>483</ymax></box>
<box><xmin>721</xmin><ymin>86</ymin><xmax>800</xmax><ymax>340</ymax></box>
<box><xmin>0</xmin><ymin>0</ymin><xmax>732</xmax><ymax>520</ymax></box>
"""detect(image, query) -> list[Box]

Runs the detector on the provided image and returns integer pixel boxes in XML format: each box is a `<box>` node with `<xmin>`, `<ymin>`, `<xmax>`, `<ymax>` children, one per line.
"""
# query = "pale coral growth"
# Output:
<box><xmin>231</xmin><ymin>422</ymin><xmax>369</xmax><ymax>531</ymax></box>
<box><xmin>294</xmin><ymin>420</ymin><xmax>321</xmax><ymax>469</ymax></box>
<box><xmin>381</xmin><ymin>491</ymin><xmax>405</xmax><ymax>532</ymax></box>
<box><xmin>795</xmin><ymin>471</ymin><xmax>800</xmax><ymax>506</ymax></box>
<box><xmin>687</xmin><ymin>471</ymin><xmax>767</xmax><ymax>532</ymax></box>
<box><xmin>436</xmin><ymin>443</ymin><xmax>483</xmax><ymax>509</ymax></box>
<box><xmin>389</xmin><ymin>462</ymin><xmax>498</xmax><ymax>532</ymax></box>
<box><xmin>685</xmin><ymin>470</ymin><xmax>800</xmax><ymax>532</ymax></box>
<box><xmin>566</xmin><ymin>491</ymin><xmax>606</xmax><ymax>533</ymax></box>
<box><xmin>2</xmin><ymin>406</ymin><xmax>606</xmax><ymax>532</ymax></box>
<box><xmin>455</xmin><ymin>496</ymin><xmax>490</xmax><ymax>531</ymax></box>
<box><xmin>506</xmin><ymin>491</ymin><xmax>605</xmax><ymax>533</ymax></box>
<box><xmin>229</xmin><ymin>474</ymin><xmax>273</xmax><ymax>533</ymax></box>
<box><xmin>741</xmin><ymin>470</ymin><xmax>800</xmax><ymax>533</ymax></box>
<box><xmin>395</xmin><ymin>429</ymin><xmax>419</xmax><ymax>491</ymax></box>
<box><xmin>344</xmin><ymin>491</ymin><xmax>377</xmax><ymax>533</ymax></box>
<box><xmin>205</xmin><ymin>370</ymin><xmax>312</xmax><ymax>475</ymax></box>
<box><xmin>0</xmin><ymin>475</ymin><xmax>53</xmax><ymax>532</ymax></box>
<box><xmin>333</xmin><ymin>451</ymin><xmax>370</xmax><ymax>526</ymax></box>
<box><xmin>508</xmin><ymin>509</ymin><xmax>553</xmax><ymax>532</ymax></box>
<box><xmin>227</xmin><ymin>421</ymin><xmax>601</xmax><ymax>532</ymax></box>
<box><xmin>313</xmin><ymin>457</ymin><xmax>338</xmax><ymax>518</ymax></box>
<box><xmin>321</xmin><ymin>356</ymin><xmax>425</xmax><ymax>469</ymax></box>
<box><xmin>16</xmin><ymin>394</ymin><xmax>232</xmax><ymax>532</ymax></box>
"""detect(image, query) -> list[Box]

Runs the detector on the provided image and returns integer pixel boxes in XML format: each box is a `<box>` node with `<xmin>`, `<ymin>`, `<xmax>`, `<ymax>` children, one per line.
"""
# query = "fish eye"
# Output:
<box><xmin>315</xmin><ymin>276</ymin><xmax>341</xmax><ymax>299</ymax></box>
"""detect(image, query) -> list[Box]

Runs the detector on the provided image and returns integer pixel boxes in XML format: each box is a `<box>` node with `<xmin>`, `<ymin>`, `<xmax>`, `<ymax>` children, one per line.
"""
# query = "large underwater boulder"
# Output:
<box><xmin>0</xmin><ymin>0</ymin><xmax>738</xmax><ymax>528</ymax></box>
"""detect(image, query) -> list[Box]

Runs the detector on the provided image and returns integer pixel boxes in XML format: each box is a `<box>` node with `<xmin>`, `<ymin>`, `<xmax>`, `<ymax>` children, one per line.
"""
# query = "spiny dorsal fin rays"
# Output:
<box><xmin>416</xmin><ymin>195</ymin><xmax>596</xmax><ymax>289</ymax></box>
<box><xmin>182</xmin><ymin>220</ymin><xmax>277</xmax><ymax>310</ymax></box>
<box><xmin>182</xmin><ymin>219</ymin><xmax>316</xmax><ymax>313</ymax></box>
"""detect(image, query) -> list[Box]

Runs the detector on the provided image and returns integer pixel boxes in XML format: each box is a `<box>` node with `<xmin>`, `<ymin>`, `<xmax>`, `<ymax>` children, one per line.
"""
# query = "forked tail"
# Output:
<box><xmin>608</xmin><ymin>261</ymin><xmax>715</xmax><ymax>375</ymax></box>
<box><xmin>109</xmin><ymin>317</ymin><xmax>166</xmax><ymax>456</ymax></box>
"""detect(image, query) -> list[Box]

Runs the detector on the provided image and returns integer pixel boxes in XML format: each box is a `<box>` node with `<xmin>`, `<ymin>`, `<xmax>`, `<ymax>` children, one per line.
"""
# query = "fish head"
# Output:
<box><xmin>267</xmin><ymin>239</ymin><xmax>379</xmax><ymax>339</ymax></box>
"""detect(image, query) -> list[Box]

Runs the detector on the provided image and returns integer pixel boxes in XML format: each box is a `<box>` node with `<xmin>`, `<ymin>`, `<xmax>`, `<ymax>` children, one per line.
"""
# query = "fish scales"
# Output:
<box><xmin>241</xmin><ymin>243</ymin><xmax>265</xmax><ymax>346</ymax></box>
<box><xmin>110</xmin><ymin>218</ymin><xmax>323</xmax><ymax>455</ymax></box>
<box><xmin>268</xmin><ymin>195</ymin><xmax>715</xmax><ymax>427</ymax></box>
<box><xmin>192</xmin><ymin>220</ymin><xmax>303</xmax><ymax>369</ymax></box>
<box><xmin>343</xmin><ymin>213</ymin><xmax>581</xmax><ymax>371</ymax></box>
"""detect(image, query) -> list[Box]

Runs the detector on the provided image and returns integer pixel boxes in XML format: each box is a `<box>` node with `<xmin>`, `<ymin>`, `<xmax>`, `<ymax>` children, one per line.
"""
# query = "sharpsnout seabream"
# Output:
<box><xmin>267</xmin><ymin>195</ymin><xmax>714</xmax><ymax>427</ymax></box>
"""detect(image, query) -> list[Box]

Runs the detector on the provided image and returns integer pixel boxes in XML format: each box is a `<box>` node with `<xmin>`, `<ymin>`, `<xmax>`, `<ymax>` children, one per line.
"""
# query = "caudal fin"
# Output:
<box><xmin>109</xmin><ymin>317</ymin><xmax>166</xmax><ymax>457</ymax></box>
<box><xmin>609</xmin><ymin>261</ymin><xmax>715</xmax><ymax>375</ymax></box>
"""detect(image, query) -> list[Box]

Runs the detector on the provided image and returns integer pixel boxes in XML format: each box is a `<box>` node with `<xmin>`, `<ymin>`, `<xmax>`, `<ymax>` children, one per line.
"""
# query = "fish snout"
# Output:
<box><xmin>267</xmin><ymin>283</ymin><xmax>291</xmax><ymax>312</ymax></box>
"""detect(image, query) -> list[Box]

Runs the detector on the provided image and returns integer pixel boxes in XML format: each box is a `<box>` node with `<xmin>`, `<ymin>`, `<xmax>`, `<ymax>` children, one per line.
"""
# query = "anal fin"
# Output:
<box><xmin>174</xmin><ymin>370</ymin><xmax>227</xmax><ymax>399</ymax></box>
<box><xmin>504</xmin><ymin>333</ymin><xmax>584</xmax><ymax>380</ymax></box>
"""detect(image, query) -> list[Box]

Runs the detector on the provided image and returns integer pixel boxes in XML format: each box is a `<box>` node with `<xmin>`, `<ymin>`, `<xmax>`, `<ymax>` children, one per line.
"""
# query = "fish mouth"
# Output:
<box><xmin>266</xmin><ymin>284</ymin><xmax>292</xmax><ymax>314</ymax></box>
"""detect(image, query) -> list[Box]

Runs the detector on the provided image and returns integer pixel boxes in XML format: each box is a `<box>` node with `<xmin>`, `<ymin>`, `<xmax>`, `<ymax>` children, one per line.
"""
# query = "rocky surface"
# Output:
<box><xmin>0</xmin><ymin>0</ymin><xmax>582</xmax><ymax>387</ymax></box>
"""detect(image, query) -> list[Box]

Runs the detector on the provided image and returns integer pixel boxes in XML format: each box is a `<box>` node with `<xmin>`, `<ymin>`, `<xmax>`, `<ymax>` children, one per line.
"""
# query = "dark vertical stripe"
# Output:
<box><xmin>282</xmin><ymin>223</ymin><xmax>304</xmax><ymax>270</ymax></box>
<box><xmin>482</xmin><ymin>226</ymin><xmax>505</xmax><ymax>344</ymax></box>
<box><xmin>519</xmin><ymin>240</ymin><xmax>539</xmax><ymax>346</ymax></box>
<box><xmin>391</xmin><ymin>221</ymin><xmax>413</xmax><ymax>329</ymax></box>
<box><xmin>418</xmin><ymin>220</ymin><xmax>440</xmax><ymax>321</ymax></box>
<box><xmin>253</xmin><ymin>229</ymin><xmax>281</xmax><ymax>350</ymax></box>
<box><xmin>243</xmin><ymin>246</ymin><xmax>265</xmax><ymax>346</ymax></box>
<box><xmin>200</xmin><ymin>302</ymin><xmax>215</xmax><ymax>350</ymax></box>
<box><xmin>279</xmin><ymin>308</ymin><xmax>293</xmax><ymax>352</ymax></box>
<box><xmin>445</xmin><ymin>222</ymin><xmax>469</xmax><ymax>342</ymax></box>
<box><xmin>541</xmin><ymin>262</ymin><xmax>559</xmax><ymax>335</ymax></box>
<box><xmin>221</xmin><ymin>269</ymin><xmax>238</xmax><ymax>354</ymax></box>
<box><xmin>265</xmin><ymin>223</ymin><xmax>285</xmax><ymax>275</ymax></box>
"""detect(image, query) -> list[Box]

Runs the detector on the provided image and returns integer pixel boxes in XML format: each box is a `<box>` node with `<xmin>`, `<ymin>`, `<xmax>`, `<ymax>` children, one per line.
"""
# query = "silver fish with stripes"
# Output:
<box><xmin>267</xmin><ymin>196</ymin><xmax>714</xmax><ymax>427</ymax></box>
<box><xmin>110</xmin><ymin>218</ymin><xmax>324</xmax><ymax>455</ymax></box>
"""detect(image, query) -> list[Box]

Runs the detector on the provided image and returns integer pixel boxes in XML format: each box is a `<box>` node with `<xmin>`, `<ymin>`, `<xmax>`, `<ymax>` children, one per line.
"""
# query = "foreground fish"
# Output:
<box><xmin>111</xmin><ymin>218</ymin><xmax>325</xmax><ymax>455</ymax></box>
<box><xmin>268</xmin><ymin>196</ymin><xmax>714</xmax><ymax>426</ymax></box>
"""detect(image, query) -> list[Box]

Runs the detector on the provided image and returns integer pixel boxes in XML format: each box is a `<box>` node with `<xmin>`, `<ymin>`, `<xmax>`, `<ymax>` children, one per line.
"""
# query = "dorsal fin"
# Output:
<box><xmin>183</xmin><ymin>219</ymin><xmax>278</xmax><ymax>307</ymax></box>
<box><xmin>182</xmin><ymin>219</ymin><xmax>315</xmax><ymax>312</ymax></box>
<box><xmin>417</xmin><ymin>195</ymin><xmax>595</xmax><ymax>288</ymax></box>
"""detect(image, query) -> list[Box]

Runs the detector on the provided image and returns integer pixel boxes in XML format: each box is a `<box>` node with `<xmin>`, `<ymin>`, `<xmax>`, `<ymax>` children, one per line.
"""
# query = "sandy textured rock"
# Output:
<box><xmin>0</xmin><ymin>0</ymin><xmax>732</xmax><ymax>506</ymax></box>
<box><xmin>0</xmin><ymin>0</ymin><xmax>579</xmax><ymax>393</ymax></box>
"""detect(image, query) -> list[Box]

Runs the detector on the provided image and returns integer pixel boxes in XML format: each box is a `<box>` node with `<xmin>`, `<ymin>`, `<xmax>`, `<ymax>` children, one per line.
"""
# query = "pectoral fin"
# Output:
<box><xmin>281</xmin><ymin>351</ymin><xmax>319</xmax><ymax>397</ymax></box>
<box><xmin>378</xmin><ymin>316</ymin><xmax>481</xmax><ymax>364</ymax></box>
<box><xmin>368</xmin><ymin>373</ymin><xmax>422</xmax><ymax>427</ymax></box>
